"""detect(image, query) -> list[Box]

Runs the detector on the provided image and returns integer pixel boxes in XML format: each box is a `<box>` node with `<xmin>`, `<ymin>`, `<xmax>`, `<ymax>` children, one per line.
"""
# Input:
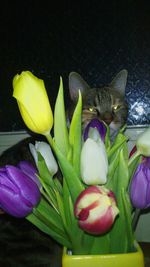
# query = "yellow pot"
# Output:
<box><xmin>62</xmin><ymin>242</ymin><xmax>144</xmax><ymax>267</ymax></box>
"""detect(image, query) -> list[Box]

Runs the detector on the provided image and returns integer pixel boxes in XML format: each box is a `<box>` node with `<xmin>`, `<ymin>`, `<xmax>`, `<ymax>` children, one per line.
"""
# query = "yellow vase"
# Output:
<box><xmin>62</xmin><ymin>242</ymin><xmax>144</xmax><ymax>267</ymax></box>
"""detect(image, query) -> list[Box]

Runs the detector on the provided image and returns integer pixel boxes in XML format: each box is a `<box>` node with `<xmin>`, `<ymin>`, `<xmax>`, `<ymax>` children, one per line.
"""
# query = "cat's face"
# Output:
<box><xmin>68</xmin><ymin>70</ymin><xmax>128</xmax><ymax>138</ymax></box>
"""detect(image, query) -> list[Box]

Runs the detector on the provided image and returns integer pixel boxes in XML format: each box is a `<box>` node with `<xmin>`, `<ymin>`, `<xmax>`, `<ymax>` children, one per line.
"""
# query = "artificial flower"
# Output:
<box><xmin>0</xmin><ymin>165</ymin><xmax>41</xmax><ymax>217</ymax></box>
<box><xmin>13</xmin><ymin>71</ymin><xmax>53</xmax><ymax>135</ymax></box>
<box><xmin>130</xmin><ymin>157</ymin><xmax>150</xmax><ymax>209</ymax></box>
<box><xmin>29</xmin><ymin>141</ymin><xmax>58</xmax><ymax>176</ymax></box>
<box><xmin>74</xmin><ymin>185</ymin><xmax>119</xmax><ymax>235</ymax></box>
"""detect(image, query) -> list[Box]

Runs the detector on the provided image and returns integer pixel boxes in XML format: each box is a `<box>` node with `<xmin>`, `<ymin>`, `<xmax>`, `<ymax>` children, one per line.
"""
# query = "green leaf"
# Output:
<box><xmin>107</xmin><ymin>136</ymin><xmax>128</xmax><ymax>190</ymax></box>
<box><xmin>69</xmin><ymin>91</ymin><xmax>82</xmax><ymax>176</ymax></box>
<box><xmin>107</xmin><ymin>149</ymin><xmax>120</xmax><ymax>189</ymax></box>
<box><xmin>109</xmin><ymin>143</ymin><xmax>132</xmax><ymax>253</ymax></box>
<box><xmin>37</xmin><ymin>153</ymin><xmax>54</xmax><ymax>187</ymax></box>
<box><xmin>90</xmin><ymin>233</ymin><xmax>110</xmax><ymax>254</ymax></box>
<box><xmin>128</xmin><ymin>155</ymin><xmax>142</xmax><ymax>184</ymax></box>
<box><xmin>33</xmin><ymin>198</ymin><xmax>64</xmax><ymax>233</ymax></box>
<box><xmin>54</xmin><ymin>77</ymin><xmax>70</xmax><ymax>157</ymax></box>
<box><xmin>55</xmin><ymin>191</ymin><xmax>68</xmax><ymax>230</ymax></box>
<box><xmin>61</xmin><ymin>179</ymin><xmax>83</xmax><ymax>253</ymax></box>
<box><xmin>26</xmin><ymin>197</ymin><xmax>74</xmax><ymax>249</ymax></box>
<box><xmin>54</xmin><ymin>142</ymin><xmax>85</xmax><ymax>202</ymax></box>
<box><xmin>37</xmin><ymin>153</ymin><xmax>59</xmax><ymax>209</ymax></box>
<box><xmin>27</xmin><ymin>212</ymin><xmax>71</xmax><ymax>248</ymax></box>
<box><xmin>121</xmin><ymin>189</ymin><xmax>134</xmax><ymax>252</ymax></box>
<box><xmin>117</xmin><ymin>143</ymin><xmax>129</xmax><ymax>191</ymax></box>
<box><xmin>108</xmin><ymin>132</ymin><xmax>128</xmax><ymax>161</ymax></box>
<box><xmin>53</xmin><ymin>177</ymin><xmax>63</xmax><ymax>195</ymax></box>
<box><xmin>63</xmin><ymin>179</ymin><xmax>72</xmax><ymax>228</ymax></box>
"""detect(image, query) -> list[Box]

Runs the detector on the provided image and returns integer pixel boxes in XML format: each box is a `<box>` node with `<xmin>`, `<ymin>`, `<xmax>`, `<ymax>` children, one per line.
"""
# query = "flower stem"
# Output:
<box><xmin>45</xmin><ymin>133</ymin><xmax>54</xmax><ymax>148</ymax></box>
<box><xmin>132</xmin><ymin>208</ymin><xmax>141</xmax><ymax>231</ymax></box>
<box><xmin>128</xmin><ymin>150</ymin><xmax>140</xmax><ymax>167</ymax></box>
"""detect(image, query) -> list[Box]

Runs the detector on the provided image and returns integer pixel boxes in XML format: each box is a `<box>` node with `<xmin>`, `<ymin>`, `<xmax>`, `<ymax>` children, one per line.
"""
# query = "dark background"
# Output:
<box><xmin>0</xmin><ymin>0</ymin><xmax>150</xmax><ymax>131</ymax></box>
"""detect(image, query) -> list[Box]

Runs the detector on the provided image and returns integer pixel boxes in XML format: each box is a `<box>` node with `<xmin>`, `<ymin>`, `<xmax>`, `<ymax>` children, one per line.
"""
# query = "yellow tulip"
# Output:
<box><xmin>13</xmin><ymin>71</ymin><xmax>53</xmax><ymax>135</ymax></box>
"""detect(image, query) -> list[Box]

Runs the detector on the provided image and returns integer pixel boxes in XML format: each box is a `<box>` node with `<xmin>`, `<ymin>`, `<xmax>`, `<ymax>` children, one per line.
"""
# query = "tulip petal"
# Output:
<box><xmin>81</xmin><ymin>138</ymin><xmax>108</xmax><ymax>185</ymax></box>
<box><xmin>84</xmin><ymin>119</ymin><xmax>106</xmax><ymax>142</ymax></box>
<box><xmin>13</xmin><ymin>71</ymin><xmax>53</xmax><ymax>135</ymax></box>
<box><xmin>136</xmin><ymin>128</ymin><xmax>150</xmax><ymax>157</ymax></box>
<box><xmin>18</xmin><ymin>160</ymin><xmax>41</xmax><ymax>189</ymax></box>
<box><xmin>29</xmin><ymin>143</ymin><xmax>38</xmax><ymax>166</ymax></box>
<box><xmin>0</xmin><ymin>169</ymin><xmax>19</xmax><ymax>193</ymax></box>
<box><xmin>75</xmin><ymin>186</ymin><xmax>119</xmax><ymax>235</ymax></box>
<box><xmin>0</xmin><ymin>165</ymin><xmax>41</xmax><ymax>217</ymax></box>
<box><xmin>130</xmin><ymin>158</ymin><xmax>150</xmax><ymax>209</ymax></box>
<box><xmin>33</xmin><ymin>141</ymin><xmax>58</xmax><ymax>175</ymax></box>
<box><xmin>5</xmin><ymin>165</ymin><xmax>40</xmax><ymax>206</ymax></box>
<box><xmin>0</xmin><ymin>186</ymin><xmax>33</xmax><ymax>217</ymax></box>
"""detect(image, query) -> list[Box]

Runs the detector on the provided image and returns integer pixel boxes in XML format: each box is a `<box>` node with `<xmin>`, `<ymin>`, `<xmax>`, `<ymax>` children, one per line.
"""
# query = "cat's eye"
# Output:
<box><xmin>88</xmin><ymin>107</ymin><xmax>97</xmax><ymax>113</ymax></box>
<box><xmin>113</xmin><ymin>105</ymin><xmax>120</xmax><ymax>111</ymax></box>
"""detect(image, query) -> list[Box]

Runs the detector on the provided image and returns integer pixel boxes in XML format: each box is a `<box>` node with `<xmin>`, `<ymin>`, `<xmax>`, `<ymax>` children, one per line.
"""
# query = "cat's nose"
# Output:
<box><xmin>101</xmin><ymin>112</ymin><xmax>113</xmax><ymax>125</ymax></box>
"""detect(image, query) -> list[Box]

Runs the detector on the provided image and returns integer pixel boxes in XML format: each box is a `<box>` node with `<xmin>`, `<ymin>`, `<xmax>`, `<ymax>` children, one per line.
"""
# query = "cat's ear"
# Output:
<box><xmin>110</xmin><ymin>69</ymin><xmax>128</xmax><ymax>95</ymax></box>
<box><xmin>69</xmin><ymin>72</ymin><xmax>90</xmax><ymax>102</ymax></box>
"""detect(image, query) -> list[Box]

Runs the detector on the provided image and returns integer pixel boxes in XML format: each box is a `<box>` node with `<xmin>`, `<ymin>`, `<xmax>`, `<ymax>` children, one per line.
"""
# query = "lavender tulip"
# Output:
<box><xmin>84</xmin><ymin>118</ymin><xmax>107</xmax><ymax>142</ymax></box>
<box><xmin>130</xmin><ymin>157</ymin><xmax>150</xmax><ymax>209</ymax></box>
<box><xmin>0</xmin><ymin>165</ymin><xmax>41</xmax><ymax>217</ymax></box>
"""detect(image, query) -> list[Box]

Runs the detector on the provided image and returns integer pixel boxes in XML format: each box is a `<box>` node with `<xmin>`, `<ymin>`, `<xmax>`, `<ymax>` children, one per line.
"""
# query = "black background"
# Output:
<box><xmin>0</xmin><ymin>0</ymin><xmax>150</xmax><ymax>131</ymax></box>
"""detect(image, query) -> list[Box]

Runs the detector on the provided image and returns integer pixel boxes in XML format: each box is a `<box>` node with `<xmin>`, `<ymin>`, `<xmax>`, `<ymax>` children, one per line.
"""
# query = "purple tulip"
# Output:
<box><xmin>83</xmin><ymin>119</ymin><xmax>107</xmax><ymax>142</ymax></box>
<box><xmin>130</xmin><ymin>157</ymin><xmax>150</xmax><ymax>209</ymax></box>
<box><xmin>0</xmin><ymin>165</ymin><xmax>41</xmax><ymax>217</ymax></box>
<box><xmin>18</xmin><ymin>160</ymin><xmax>41</xmax><ymax>189</ymax></box>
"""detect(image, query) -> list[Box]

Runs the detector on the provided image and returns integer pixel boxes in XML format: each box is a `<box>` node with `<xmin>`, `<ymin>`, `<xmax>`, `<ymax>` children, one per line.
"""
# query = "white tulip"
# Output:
<box><xmin>136</xmin><ymin>128</ymin><xmax>150</xmax><ymax>157</ymax></box>
<box><xmin>29</xmin><ymin>141</ymin><xmax>58</xmax><ymax>176</ymax></box>
<box><xmin>80</xmin><ymin>129</ymin><xmax>108</xmax><ymax>185</ymax></box>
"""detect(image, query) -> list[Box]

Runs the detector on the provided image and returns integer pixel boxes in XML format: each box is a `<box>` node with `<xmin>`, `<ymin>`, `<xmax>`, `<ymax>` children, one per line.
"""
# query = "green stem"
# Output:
<box><xmin>132</xmin><ymin>208</ymin><xmax>141</xmax><ymax>231</ymax></box>
<box><xmin>45</xmin><ymin>133</ymin><xmax>54</xmax><ymax>149</ymax></box>
<box><xmin>128</xmin><ymin>150</ymin><xmax>140</xmax><ymax>167</ymax></box>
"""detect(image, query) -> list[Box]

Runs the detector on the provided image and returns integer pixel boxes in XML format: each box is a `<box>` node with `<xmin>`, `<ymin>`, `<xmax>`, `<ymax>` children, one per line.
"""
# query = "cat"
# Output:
<box><xmin>68</xmin><ymin>69</ymin><xmax>128</xmax><ymax>139</ymax></box>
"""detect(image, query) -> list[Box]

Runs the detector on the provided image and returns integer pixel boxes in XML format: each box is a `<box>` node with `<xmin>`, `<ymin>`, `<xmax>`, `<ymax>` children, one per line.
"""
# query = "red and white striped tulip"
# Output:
<box><xmin>74</xmin><ymin>185</ymin><xmax>119</xmax><ymax>235</ymax></box>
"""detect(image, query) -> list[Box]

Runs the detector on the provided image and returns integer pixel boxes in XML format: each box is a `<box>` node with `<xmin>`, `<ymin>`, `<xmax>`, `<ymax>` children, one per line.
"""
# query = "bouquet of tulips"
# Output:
<box><xmin>0</xmin><ymin>71</ymin><xmax>150</xmax><ymax>255</ymax></box>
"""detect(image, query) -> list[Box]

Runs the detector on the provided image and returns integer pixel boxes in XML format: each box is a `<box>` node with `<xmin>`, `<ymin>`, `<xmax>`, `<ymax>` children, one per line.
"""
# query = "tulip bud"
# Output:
<box><xmin>0</xmin><ymin>165</ymin><xmax>41</xmax><ymax>217</ymax></box>
<box><xmin>84</xmin><ymin>118</ymin><xmax>107</xmax><ymax>142</ymax></box>
<box><xmin>130</xmin><ymin>157</ymin><xmax>150</xmax><ymax>209</ymax></box>
<box><xmin>136</xmin><ymin>128</ymin><xmax>150</xmax><ymax>157</ymax></box>
<box><xmin>74</xmin><ymin>185</ymin><xmax>119</xmax><ymax>235</ymax></box>
<box><xmin>29</xmin><ymin>141</ymin><xmax>58</xmax><ymax>176</ymax></box>
<box><xmin>81</xmin><ymin>128</ymin><xmax>108</xmax><ymax>185</ymax></box>
<box><xmin>13</xmin><ymin>71</ymin><xmax>53</xmax><ymax>135</ymax></box>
